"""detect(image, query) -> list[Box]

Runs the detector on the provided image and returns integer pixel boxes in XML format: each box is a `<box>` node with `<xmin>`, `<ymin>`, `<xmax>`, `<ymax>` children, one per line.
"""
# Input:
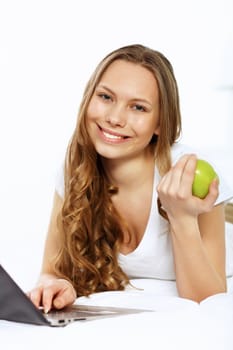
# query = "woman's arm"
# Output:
<box><xmin>28</xmin><ymin>192</ymin><xmax>76</xmax><ymax>312</ymax></box>
<box><xmin>169</xmin><ymin>204</ymin><xmax>226</xmax><ymax>302</ymax></box>
<box><xmin>157</xmin><ymin>154</ymin><xmax>226</xmax><ymax>302</ymax></box>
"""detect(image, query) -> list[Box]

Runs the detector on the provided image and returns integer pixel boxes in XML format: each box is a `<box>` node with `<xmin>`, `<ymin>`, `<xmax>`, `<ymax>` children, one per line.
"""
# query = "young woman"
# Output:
<box><xmin>29</xmin><ymin>44</ymin><xmax>233</xmax><ymax>313</ymax></box>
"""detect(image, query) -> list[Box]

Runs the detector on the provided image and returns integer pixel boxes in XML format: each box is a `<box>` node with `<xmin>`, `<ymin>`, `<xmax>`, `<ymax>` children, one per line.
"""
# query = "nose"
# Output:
<box><xmin>105</xmin><ymin>105</ymin><xmax>126</xmax><ymax>127</ymax></box>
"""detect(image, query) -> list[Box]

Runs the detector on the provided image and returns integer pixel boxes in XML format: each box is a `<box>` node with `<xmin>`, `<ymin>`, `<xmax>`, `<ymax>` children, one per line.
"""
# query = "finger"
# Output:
<box><xmin>202</xmin><ymin>178</ymin><xmax>219</xmax><ymax>210</ymax></box>
<box><xmin>52</xmin><ymin>283</ymin><xmax>76</xmax><ymax>310</ymax></box>
<box><xmin>157</xmin><ymin>170</ymin><xmax>172</xmax><ymax>193</ymax></box>
<box><xmin>53</xmin><ymin>279</ymin><xmax>77</xmax><ymax>309</ymax></box>
<box><xmin>156</xmin><ymin>157</ymin><xmax>181</xmax><ymax>192</ymax></box>
<box><xmin>179</xmin><ymin>154</ymin><xmax>197</xmax><ymax>196</ymax></box>
<box><xmin>28</xmin><ymin>287</ymin><xmax>43</xmax><ymax>308</ymax></box>
<box><xmin>41</xmin><ymin>285</ymin><xmax>58</xmax><ymax>313</ymax></box>
<box><xmin>158</xmin><ymin>154</ymin><xmax>194</xmax><ymax>196</ymax></box>
<box><xmin>168</xmin><ymin>154</ymin><xmax>194</xmax><ymax>194</ymax></box>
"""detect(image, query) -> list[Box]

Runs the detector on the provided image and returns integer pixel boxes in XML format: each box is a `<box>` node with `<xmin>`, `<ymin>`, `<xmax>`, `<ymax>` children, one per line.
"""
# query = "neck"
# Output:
<box><xmin>101</xmin><ymin>151</ymin><xmax>155</xmax><ymax>190</ymax></box>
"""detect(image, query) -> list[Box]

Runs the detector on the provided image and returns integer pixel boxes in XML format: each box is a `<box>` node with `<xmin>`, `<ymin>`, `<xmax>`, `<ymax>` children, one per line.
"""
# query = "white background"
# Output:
<box><xmin>0</xmin><ymin>0</ymin><xmax>233</xmax><ymax>290</ymax></box>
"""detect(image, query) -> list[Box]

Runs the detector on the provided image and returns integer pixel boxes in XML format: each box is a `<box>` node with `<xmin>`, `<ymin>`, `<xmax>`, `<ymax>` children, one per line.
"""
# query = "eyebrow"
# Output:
<box><xmin>96</xmin><ymin>84</ymin><xmax>152</xmax><ymax>106</ymax></box>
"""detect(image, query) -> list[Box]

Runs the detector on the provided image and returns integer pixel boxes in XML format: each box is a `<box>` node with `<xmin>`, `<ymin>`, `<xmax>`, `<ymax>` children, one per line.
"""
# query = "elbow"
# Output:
<box><xmin>180</xmin><ymin>286</ymin><xmax>227</xmax><ymax>303</ymax></box>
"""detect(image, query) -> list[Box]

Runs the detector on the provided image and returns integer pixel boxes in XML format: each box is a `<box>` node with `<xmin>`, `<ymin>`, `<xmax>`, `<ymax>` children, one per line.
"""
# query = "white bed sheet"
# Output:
<box><xmin>1</xmin><ymin>277</ymin><xmax>233</xmax><ymax>350</ymax></box>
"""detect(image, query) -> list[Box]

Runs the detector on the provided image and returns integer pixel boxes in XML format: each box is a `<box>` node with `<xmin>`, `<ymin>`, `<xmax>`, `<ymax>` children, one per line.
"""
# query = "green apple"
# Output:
<box><xmin>192</xmin><ymin>159</ymin><xmax>219</xmax><ymax>199</ymax></box>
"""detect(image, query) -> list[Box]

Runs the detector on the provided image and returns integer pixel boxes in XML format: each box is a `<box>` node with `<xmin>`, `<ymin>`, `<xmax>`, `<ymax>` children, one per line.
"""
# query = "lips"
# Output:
<box><xmin>98</xmin><ymin>126</ymin><xmax>130</xmax><ymax>142</ymax></box>
<box><xmin>102</xmin><ymin>130</ymin><xmax>124</xmax><ymax>140</ymax></box>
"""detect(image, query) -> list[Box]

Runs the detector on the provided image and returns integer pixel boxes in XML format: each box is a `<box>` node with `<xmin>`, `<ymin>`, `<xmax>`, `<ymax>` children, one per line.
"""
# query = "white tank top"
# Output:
<box><xmin>118</xmin><ymin>143</ymin><xmax>233</xmax><ymax>280</ymax></box>
<box><xmin>55</xmin><ymin>143</ymin><xmax>233</xmax><ymax>281</ymax></box>
<box><xmin>118</xmin><ymin>167</ymin><xmax>176</xmax><ymax>280</ymax></box>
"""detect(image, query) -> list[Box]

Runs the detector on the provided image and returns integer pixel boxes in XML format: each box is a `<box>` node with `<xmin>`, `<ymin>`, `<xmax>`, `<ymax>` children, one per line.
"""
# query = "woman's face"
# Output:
<box><xmin>86</xmin><ymin>59</ymin><xmax>160</xmax><ymax>161</ymax></box>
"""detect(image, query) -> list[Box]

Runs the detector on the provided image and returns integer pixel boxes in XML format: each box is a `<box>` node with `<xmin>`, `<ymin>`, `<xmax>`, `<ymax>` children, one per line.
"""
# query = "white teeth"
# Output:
<box><xmin>102</xmin><ymin>131</ymin><xmax>123</xmax><ymax>139</ymax></box>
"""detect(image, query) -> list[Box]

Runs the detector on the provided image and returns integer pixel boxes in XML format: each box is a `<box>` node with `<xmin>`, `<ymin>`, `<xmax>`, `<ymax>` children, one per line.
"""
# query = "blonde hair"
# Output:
<box><xmin>53</xmin><ymin>44</ymin><xmax>182</xmax><ymax>296</ymax></box>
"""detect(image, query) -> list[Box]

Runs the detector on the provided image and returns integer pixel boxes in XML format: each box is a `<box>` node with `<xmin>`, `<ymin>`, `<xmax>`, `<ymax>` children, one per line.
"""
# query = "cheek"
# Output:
<box><xmin>86</xmin><ymin>101</ymin><xmax>96</xmax><ymax>122</ymax></box>
<box><xmin>133</xmin><ymin>118</ymin><xmax>158</xmax><ymax>136</ymax></box>
<box><xmin>86</xmin><ymin>99</ymin><xmax>106</xmax><ymax>122</ymax></box>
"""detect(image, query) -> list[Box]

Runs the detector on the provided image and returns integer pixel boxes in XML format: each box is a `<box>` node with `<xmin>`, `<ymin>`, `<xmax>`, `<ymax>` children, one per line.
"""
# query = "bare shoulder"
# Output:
<box><xmin>53</xmin><ymin>190</ymin><xmax>64</xmax><ymax>211</ymax></box>
<box><xmin>40</xmin><ymin>191</ymin><xmax>64</xmax><ymax>273</ymax></box>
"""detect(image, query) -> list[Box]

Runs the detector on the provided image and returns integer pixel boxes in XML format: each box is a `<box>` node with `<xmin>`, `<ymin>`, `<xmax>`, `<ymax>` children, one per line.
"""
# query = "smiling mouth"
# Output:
<box><xmin>99</xmin><ymin>126</ymin><xmax>130</xmax><ymax>140</ymax></box>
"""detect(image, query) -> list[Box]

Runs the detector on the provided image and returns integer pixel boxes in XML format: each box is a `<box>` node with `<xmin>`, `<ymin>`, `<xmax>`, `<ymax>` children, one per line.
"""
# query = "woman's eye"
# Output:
<box><xmin>98</xmin><ymin>93</ymin><xmax>111</xmax><ymax>101</ymax></box>
<box><xmin>132</xmin><ymin>104</ymin><xmax>146</xmax><ymax>112</ymax></box>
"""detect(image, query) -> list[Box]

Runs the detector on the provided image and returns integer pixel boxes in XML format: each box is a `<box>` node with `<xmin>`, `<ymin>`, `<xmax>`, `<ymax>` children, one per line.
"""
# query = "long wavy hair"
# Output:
<box><xmin>52</xmin><ymin>44</ymin><xmax>182</xmax><ymax>296</ymax></box>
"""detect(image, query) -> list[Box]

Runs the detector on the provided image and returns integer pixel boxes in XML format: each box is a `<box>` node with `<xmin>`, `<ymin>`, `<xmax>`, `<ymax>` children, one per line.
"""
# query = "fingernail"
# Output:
<box><xmin>43</xmin><ymin>305</ymin><xmax>50</xmax><ymax>314</ymax></box>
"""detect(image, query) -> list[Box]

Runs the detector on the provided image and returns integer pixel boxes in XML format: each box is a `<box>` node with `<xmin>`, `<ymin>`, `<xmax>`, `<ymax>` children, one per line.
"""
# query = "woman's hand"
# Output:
<box><xmin>28</xmin><ymin>274</ymin><xmax>77</xmax><ymax>313</ymax></box>
<box><xmin>157</xmin><ymin>154</ymin><xmax>219</xmax><ymax>222</ymax></box>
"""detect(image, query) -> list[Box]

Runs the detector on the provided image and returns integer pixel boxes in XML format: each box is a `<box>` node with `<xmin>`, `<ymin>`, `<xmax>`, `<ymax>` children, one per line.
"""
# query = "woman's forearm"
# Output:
<box><xmin>170</xmin><ymin>220</ymin><xmax>226</xmax><ymax>302</ymax></box>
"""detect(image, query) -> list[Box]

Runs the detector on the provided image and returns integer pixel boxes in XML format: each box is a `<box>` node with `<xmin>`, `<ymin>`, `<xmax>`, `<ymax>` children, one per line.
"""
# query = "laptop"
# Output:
<box><xmin>0</xmin><ymin>265</ymin><xmax>147</xmax><ymax>327</ymax></box>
